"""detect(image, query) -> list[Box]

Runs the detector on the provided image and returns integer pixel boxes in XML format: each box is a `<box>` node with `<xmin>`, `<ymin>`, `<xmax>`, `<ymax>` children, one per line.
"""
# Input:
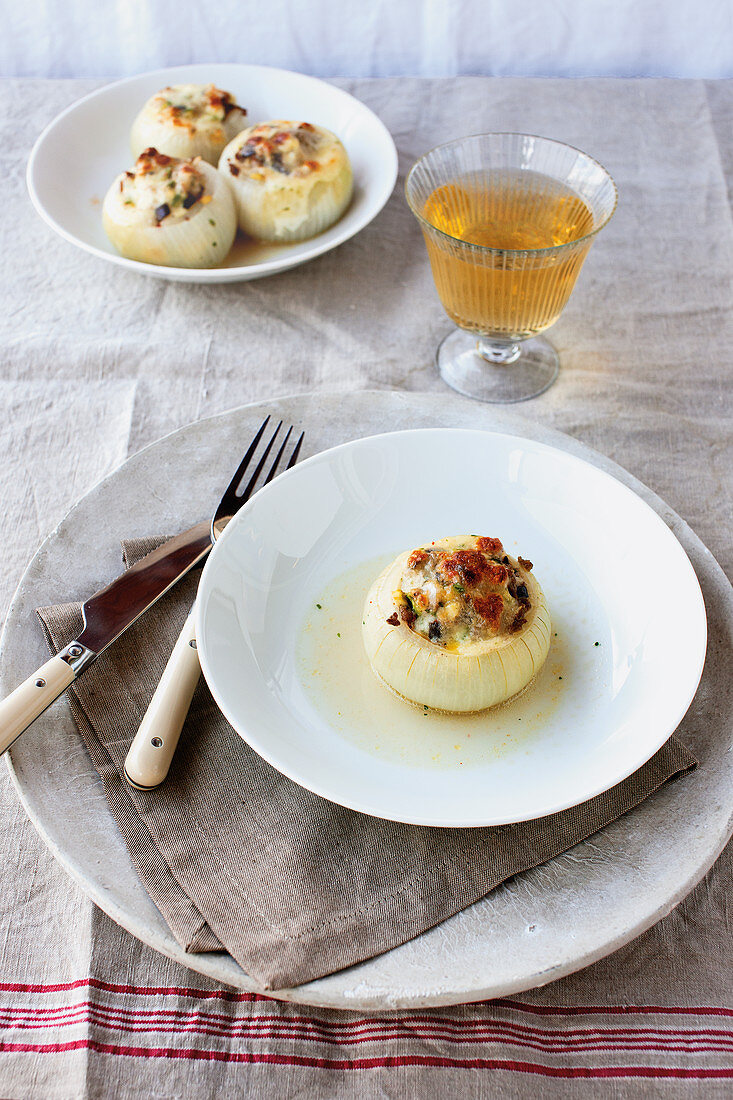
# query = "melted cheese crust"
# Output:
<box><xmin>222</xmin><ymin>121</ymin><xmax>340</xmax><ymax>181</ymax></box>
<box><xmin>394</xmin><ymin>536</ymin><xmax>534</xmax><ymax>649</ymax></box>
<box><xmin>110</xmin><ymin>149</ymin><xmax>207</xmax><ymax>228</ymax></box>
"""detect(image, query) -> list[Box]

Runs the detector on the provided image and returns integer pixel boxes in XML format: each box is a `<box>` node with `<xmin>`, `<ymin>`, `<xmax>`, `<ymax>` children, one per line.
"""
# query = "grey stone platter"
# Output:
<box><xmin>2</xmin><ymin>391</ymin><xmax>732</xmax><ymax>1010</ymax></box>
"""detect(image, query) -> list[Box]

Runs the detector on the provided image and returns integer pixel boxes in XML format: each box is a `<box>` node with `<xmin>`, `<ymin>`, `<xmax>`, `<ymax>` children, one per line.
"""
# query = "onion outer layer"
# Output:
<box><xmin>362</xmin><ymin>549</ymin><xmax>552</xmax><ymax>712</ymax></box>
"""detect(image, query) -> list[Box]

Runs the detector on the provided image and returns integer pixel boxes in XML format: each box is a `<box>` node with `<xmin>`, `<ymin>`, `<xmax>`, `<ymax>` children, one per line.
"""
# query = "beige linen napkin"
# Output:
<box><xmin>37</xmin><ymin>536</ymin><xmax>696</xmax><ymax>990</ymax></box>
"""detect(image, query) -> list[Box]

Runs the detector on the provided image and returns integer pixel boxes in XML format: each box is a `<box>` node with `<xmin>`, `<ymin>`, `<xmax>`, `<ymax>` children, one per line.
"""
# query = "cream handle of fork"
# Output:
<box><xmin>124</xmin><ymin>606</ymin><xmax>201</xmax><ymax>790</ymax></box>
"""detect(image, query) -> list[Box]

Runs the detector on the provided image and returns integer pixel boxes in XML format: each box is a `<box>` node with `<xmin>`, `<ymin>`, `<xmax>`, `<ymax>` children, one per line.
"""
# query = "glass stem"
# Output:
<box><xmin>477</xmin><ymin>336</ymin><xmax>522</xmax><ymax>365</ymax></box>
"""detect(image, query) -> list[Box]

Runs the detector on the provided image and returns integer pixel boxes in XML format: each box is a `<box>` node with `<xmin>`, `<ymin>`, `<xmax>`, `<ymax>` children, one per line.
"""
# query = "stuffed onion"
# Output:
<box><xmin>130</xmin><ymin>84</ymin><xmax>247</xmax><ymax>165</ymax></box>
<box><xmin>103</xmin><ymin>148</ymin><xmax>236</xmax><ymax>268</ymax></box>
<box><xmin>362</xmin><ymin>536</ymin><xmax>551</xmax><ymax>712</ymax></box>
<box><xmin>219</xmin><ymin>121</ymin><xmax>353</xmax><ymax>242</ymax></box>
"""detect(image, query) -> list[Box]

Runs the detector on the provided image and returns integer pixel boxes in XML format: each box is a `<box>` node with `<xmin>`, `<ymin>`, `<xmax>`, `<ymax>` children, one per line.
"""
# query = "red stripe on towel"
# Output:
<box><xmin>0</xmin><ymin>1038</ymin><xmax>731</xmax><ymax>1076</ymax></box>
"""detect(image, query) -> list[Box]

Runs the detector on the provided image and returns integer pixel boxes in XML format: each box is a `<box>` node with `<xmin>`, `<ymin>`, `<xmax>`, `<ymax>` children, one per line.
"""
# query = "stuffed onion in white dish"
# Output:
<box><xmin>102</xmin><ymin>148</ymin><xmax>237</xmax><ymax>268</ymax></box>
<box><xmin>130</xmin><ymin>84</ymin><xmax>247</xmax><ymax>165</ymax></box>
<box><xmin>362</xmin><ymin>535</ymin><xmax>551</xmax><ymax>713</ymax></box>
<box><xmin>219</xmin><ymin>121</ymin><xmax>353</xmax><ymax>242</ymax></box>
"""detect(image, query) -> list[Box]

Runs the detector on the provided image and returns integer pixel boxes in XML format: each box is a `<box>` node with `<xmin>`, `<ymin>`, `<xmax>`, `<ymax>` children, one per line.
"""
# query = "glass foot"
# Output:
<box><xmin>437</xmin><ymin>329</ymin><xmax>560</xmax><ymax>403</ymax></box>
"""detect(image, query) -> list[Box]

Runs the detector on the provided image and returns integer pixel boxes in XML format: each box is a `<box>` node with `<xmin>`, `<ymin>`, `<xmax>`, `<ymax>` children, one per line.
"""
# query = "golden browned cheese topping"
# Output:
<box><xmin>120</xmin><ymin>149</ymin><xmax>208</xmax><ymax>224</ymax></box>
<box><xmin>229</xmin><ymin>122</ymin><xmax>324</xmax><ymax>179</ymax></box>
<box><xmin>152</xmin><ymin>84</ymin><xmax>245</xmax><ymax>133</ymax></box>
<box><xmin>391</xmin><ymin>536</ymin><xmax>533</xmax><ymax>648</ymax></box>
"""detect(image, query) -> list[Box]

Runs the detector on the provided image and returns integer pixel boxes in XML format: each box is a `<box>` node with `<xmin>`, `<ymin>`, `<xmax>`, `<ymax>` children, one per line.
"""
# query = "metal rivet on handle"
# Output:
<box><xmin>189</xmin><ymin>639</ymin><xmax>197</xmax><ymax>649</ymax></box>
<box><xmin>68</xmin><ymin>645</ymin><xmax>83</xmax><ymax>657</ymax></box>
<box><xmin>151</xmin><ymin>737</ymin><xmax>163</xmax><ymax>748</ymax></box>
<box><xmin>35</xmin><ymin>679</ymin><xmax>46</xmax><ymax>688</ymax></box>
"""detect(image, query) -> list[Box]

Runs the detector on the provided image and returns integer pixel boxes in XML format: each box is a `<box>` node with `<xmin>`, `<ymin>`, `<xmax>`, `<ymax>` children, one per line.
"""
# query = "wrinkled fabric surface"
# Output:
<box><xmin>0</xmin><ymin>77</ymin><xmax>731</xmax><ymax>1096</ymax></box>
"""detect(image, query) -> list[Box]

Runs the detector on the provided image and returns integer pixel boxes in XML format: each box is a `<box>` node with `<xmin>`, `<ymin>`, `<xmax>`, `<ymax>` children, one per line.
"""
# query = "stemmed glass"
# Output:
<box><xmin>405</xmin><ymin>133</ymin><xmax>617</xmax><ymax>402</ymax></box>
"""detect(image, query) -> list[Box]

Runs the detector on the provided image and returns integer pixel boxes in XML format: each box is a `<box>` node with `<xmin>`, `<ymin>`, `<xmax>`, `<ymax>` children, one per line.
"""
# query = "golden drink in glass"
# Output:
<box><xmin>406</xmin><ymin>135</ymin><xmax>617</xmax><ymax>402</ymax></box>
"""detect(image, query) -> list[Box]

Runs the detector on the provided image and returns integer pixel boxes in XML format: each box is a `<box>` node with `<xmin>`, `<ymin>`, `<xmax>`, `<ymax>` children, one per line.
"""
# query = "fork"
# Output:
<box><xmin>123</xmin><ymin>417</ymin><xmax>304</xmax><ymax>790</ymax></box>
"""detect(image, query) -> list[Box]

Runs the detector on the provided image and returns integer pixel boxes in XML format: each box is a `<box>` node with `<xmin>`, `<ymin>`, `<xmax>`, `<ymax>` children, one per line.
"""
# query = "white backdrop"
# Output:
<box><xmin>4</xmin><ymin>0</ymin><xmax>732</xmax><ymax>80</ymax></box>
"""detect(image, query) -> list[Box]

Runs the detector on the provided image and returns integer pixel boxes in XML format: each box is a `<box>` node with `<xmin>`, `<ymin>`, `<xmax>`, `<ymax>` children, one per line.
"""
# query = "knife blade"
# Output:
<box><xmin>0</xmin><ymin>521</ymin><xmax>212</xmax><ymax>756</ymax></box>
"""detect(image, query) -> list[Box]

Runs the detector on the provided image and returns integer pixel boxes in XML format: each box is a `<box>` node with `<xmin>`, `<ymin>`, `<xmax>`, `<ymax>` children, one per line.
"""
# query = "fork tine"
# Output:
<box><xmin>238</xmin><ymin>420</ymin><xmax>282</xmax><ymax>502</ymax></box>
<box><xmin>265</xmin><ymin>428</ymin><xmax>304</xmax><ymax>485</ymax></box>
<box><xmin>215</xmin><ymin>421</ymin><xmax>304</xmax><ymax>538</ymax></box>
<box><xmin>243</xmin><ymin>425</ymin><xmax>304</xmax><ymax>499</ymax></box>
<box><xmin>262</xmin><ymin>425</ymin><xmax>293</xmax><ymax>487</ymax></box>
<box><xmin>223</xmin><ymin>415</ymin><xmax>270</xmax><ymax>499</ymax></box>
<box><xmin>286</xmin><ymin>430</ymin><xmax>305</xmax><ymax>471</ymax></box>
<box><xmin>257</xmin><ymin>426</ymin><xmax>304</xmax><ymax>493</ymax></box>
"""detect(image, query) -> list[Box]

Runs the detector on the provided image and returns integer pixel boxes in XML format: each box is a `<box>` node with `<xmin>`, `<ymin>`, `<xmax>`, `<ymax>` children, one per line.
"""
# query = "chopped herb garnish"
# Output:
<box><xmin>316</xmin><ymin>603</ymin><xmax>322</xmax><ymax>609</ymax></box>
<box><xmin>453</xmin><ymin>583</ymin><xmax>465</xmax><ymax>594</ymax></box>
<box><xmin>337</xmin><ymin>632</ymin><xmax>341</xmax><ymax>638</ymax></box>
<box><xmin>171</xmin><ymin>193</ymin><xmax>183</xmax><ymax>207</ymax></box>
<box><xmin>208</xmin><ymin>218</ymin><xmax>216</xmax><ymax>226</ymax></box>
<box><xmin>594</xmin><ymin>641</ymin><xmax>600</xmax><ymax>646</ymax></box>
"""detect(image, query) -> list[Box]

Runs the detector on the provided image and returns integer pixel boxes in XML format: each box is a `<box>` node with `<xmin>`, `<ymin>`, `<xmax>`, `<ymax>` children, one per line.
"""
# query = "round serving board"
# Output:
<box><xmin>2</xmin><ymin>391</ymin><xmax>732</xmax><ymax>1009</ymax></box>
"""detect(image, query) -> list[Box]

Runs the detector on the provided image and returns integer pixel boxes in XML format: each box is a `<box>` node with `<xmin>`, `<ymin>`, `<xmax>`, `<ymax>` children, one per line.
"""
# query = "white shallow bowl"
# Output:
<box><xmin>27</xmin><ymin>63</ymin><xmax>397</xmax><ymax>283</ymax></box>
<box><xmin>196</xmin><ymin>428</ymin><xmax>707</xmax><ymax>827</ymax></box>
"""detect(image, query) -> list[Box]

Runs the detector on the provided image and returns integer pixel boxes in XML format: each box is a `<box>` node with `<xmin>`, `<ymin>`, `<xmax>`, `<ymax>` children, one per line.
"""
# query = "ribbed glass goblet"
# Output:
<box><xmin>405</xmin><ymin>133</ymin><xmax>617</xmax><ymax>402</ymax></box>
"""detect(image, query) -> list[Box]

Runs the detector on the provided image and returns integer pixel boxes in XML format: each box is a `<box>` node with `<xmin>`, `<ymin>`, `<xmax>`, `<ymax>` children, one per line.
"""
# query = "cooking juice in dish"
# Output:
<box><xmin>422</xmin><ymin>170</ymin><xmax>595</xmax><ymax>338</ymax></box>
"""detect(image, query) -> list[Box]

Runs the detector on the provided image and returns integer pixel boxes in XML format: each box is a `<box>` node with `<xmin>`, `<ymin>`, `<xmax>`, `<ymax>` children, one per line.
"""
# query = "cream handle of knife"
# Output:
<box><xmin>0</xmin><ymin>655</ymin><xmax>77</xmax><ymax>755</ymax></box>
<box><xmin>124</xmin><ymin>606</ymin><xmax>201</xmax><ymax>789</ymax></box>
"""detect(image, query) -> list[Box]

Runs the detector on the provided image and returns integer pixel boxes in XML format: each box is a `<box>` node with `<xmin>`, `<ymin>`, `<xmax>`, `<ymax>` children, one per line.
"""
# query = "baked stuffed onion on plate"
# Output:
<box><xmin>363</xmin><ymin>536</ymin><xmax>551</xmax><ymax>712</ymax></box>
<box><xmin>195</xmin><ymin>425</ymin><xmax>707</xmax><ymax>826</ymax></box>
<box><xmin>130</xmin><ymin>83</ymin><xmax>247</xmax><ymax>165</ymax></box>
<box><xmin>103</xmin><ymin>147</ymin><xmax>236</xmax><ymax>267</ymax></box>
<box><xmin>27</xmin><ymin>62</ymin><xmax>397</xmax><ymax>282</ymax></box>
<box><xmin>219</xmin><ymin>121</ymin><xmax>353</xmax><ymax>242</ymax></box>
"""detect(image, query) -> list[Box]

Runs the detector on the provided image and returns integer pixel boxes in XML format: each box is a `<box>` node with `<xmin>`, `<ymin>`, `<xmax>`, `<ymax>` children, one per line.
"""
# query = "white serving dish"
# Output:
<box><xmin>26</xmin><ymin>64</ymin><xmax>398</xmax><ymax>282</ymax></box>
<box><xmin>196</xmin><ymin>427</ymin><xmax>707</xmax><ymax>827</ymax></box>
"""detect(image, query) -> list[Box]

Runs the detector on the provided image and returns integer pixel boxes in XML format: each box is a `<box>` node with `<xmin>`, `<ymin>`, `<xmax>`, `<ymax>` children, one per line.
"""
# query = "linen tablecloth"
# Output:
<box><xmin>0</xmin><ymin>76</ymin><xmax>731</xmax><ymax>1096</ymax></box>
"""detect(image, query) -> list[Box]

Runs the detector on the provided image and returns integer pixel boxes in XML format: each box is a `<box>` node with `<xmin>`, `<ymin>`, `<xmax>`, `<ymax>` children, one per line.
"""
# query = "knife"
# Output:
<box><xmin>0</xmin><ymin>521</ymin><xmax>212</xmax><ymax>756</ymax></box>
